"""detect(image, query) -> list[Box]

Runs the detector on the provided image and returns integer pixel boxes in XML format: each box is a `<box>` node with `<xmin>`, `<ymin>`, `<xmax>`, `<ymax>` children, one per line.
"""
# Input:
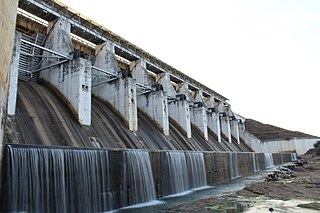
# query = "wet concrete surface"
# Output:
<box><xmin>10</xmin><ymin>81</ymin><xmax>251</xmax><ymax>153</ymax></box>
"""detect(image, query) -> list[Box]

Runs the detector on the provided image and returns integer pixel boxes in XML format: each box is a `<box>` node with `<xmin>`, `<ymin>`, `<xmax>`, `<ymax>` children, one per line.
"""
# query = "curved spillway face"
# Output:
<box><xmin>91</xmin><ymin>98</ymin><xmax>143</xmax><ymax>149</ymax></box>
<box><xmin>136</xmin><ymin>110</ymin><xmax>176</xmax><ymax>150</ymax></box>
<box><xmin>14</xmin><ymin>81</ymin><xmax>92</xmax><ymax>147</ymax></box>
<box><xmin>14</xmin><ymin>81</ymin><xmax>177</xmax><ymax>149</ymax></box>
<box><xmin>12</xmin><ymin>81</ymin><xmax>251</xmax><ymax>152</ymax></box>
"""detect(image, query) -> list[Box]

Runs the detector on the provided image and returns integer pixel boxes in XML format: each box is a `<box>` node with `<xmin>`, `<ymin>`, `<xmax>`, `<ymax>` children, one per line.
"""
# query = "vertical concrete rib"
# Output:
<box><xmin>190</xmin><ymin>90</ymin><xmax>208</xmax><ymax>141</ymax></box>
<box><xmin>40</xmin><ymin>18</ymin><xmax>91</xmax><ymax>126</ymax></box>
<box><xmin>231</xmin><ymin>120</ymin><xmax>241</xmax><ymax>144</ymax></box>
<box><xmin>218</xmin><ymin>102</ymin><xmax>232</xmax><ymax>143</ymax></box>
<box><xmin>93</xmin><ymin>41</ymin><xmax>138</xmax><ymax>131</ymax></box>
<box><xmin>169</xmin><ymin>82</ymin><xmax>192</xmax><ymax>138</ymax></box>
<box><xmin>206</xmin><ymin>96</ymin><xmax>222</xmax><ymax>142</ymax></box>
<box><xmin>131</xmin><ymin>60</ymin><xmax>169</xmax><ymax>135</ymax></box>
<box><xmin>7</xmin><ymin>33</ymin><xmax>21</xmax><ymax>116</ymax></box>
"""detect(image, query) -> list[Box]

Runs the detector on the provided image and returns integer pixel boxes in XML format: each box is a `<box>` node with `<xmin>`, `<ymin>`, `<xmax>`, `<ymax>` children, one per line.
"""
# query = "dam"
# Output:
<box><xmin>0</xmin><ymin>0</ymin><xmax>318</xmax><ymax>212</ymax></box>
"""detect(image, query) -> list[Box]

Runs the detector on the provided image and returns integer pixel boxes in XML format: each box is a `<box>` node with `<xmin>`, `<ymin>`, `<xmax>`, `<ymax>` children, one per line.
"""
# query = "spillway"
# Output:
<box><xmin>12</xmin><ymin>81</ymin><xmax>251</xmax><ymax>152</ymax></box>
<box><xmin>0</xmin><ymin>1</ymin><xmax>310</xmax><ymax>212</ymax></box>
<box><xmin>264</xmin><ymin>153</ymin><xmax>275</xmax><ymax>169</ymax></box>
<box><xmin>1</xmin><ymin>144</ymin><xmax>295</xmax><ymax>212</ymax></box>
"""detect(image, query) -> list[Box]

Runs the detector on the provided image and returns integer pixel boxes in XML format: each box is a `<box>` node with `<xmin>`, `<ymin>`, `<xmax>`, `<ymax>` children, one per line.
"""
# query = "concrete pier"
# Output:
<box><xmin>132</xmin><ymin>60</ymin><xmax>169</xmax><ymax>135</ymax></box>
<box><xmin>206</xmin><ymin>96</ymin><xmax>222</xmax><ymax>142</ymax></box>
<box><xmin>0</xmin><ymin>0</ymin><xmax>19</xmax><ymax>202</ymax></box>
<box><xmin>7</xmin><ymin>33</ymin><xmax>21</xmax><ymax>116</ymax></box>
<box><xmin>40</xmin><ymin>18</ymin><xmax>92</xmax><ymax>126</ymax></box>
<box><xmin>169</xmin><ymin>82</ymin><xmax>192</xmax><ymax>138</ymax></box>
<box><xmin>220</xmin><ymin>110</ymin><xmax>232</xmax><ymax>143</ymax></box>
<box><xmin>190</xmin><ymin>90</ymin><xmax>208</xmax><ymax>141</ymax></box>
<box><xmin>93</xmin><ymin>41</ymin><xmax>138</xmax><ymax>131</ymax></box>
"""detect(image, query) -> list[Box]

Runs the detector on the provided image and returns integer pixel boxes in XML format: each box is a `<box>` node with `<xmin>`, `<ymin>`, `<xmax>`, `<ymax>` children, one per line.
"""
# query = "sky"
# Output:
<box><xmin>59</xmin><ymin>0</ymin><xmax>320</xmax><ymax>137</ymax></box>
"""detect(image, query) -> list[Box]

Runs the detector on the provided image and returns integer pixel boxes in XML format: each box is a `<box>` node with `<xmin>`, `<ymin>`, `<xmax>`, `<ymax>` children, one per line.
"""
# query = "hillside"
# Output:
<box><xmin>245</xmin><ymin>119</ymin><xmax>318</xmax><ymax>141</ymax></box>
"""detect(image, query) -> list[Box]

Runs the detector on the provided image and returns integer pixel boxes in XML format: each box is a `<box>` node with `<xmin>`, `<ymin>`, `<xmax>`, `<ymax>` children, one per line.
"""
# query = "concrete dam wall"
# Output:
<box><xmin>9</xmin><ymin>80</ymin><xmax>249</xmax><ymax>152</ymax></box>
<box><xmin>0</xmin><ymin>0</ymin><xmax>302</xmax><ymax>212</ymax></box>
<box><xmin>1</xmin><ymin>144</ymin><xmax>293</xmax><ymax>212</ymax></box>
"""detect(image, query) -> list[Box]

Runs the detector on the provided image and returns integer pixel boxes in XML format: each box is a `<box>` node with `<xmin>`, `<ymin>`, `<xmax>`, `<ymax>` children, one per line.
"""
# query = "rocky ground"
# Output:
<box><xmin>170</xmin><ymin>146</ymin><xmax>320</xmax><ymax>212</ymax></box>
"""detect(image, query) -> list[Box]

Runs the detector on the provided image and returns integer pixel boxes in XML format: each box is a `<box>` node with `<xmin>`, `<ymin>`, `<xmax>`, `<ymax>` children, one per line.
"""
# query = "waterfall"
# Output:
<box><xmin>2</xmin><ymin>145</ymin><xmax>113</xmax><ymax>213</ymax></box>
<box><xmin>185</xmin><ymin>152</ymin><xmax>207</xmax><ymax>189</ymax></box>
<box><xmin>264</xmin><ymin>153</ymin><xmax>274</xmax><ymax>169</ymax></box>
<box><xmin>162</xmin><ymin>151</ymin><xmax>208</xmax><ymax>197</ymax></box>
<box><xmin>291</xmin><ymin>153</ymin><xmax>298</xmax><ymax>161</ymax></box>
<box><xmin>252</xmin><ymin>153</ymin><xmax>260</xmax><ymax>172</ymax></box>
<box><xmin>121</xmin><ymin>150</ymin><xmax>157</xmax><ymax>207</ymax></box>
<box><xmin>229</xmin><ymin>152</ymin><xmax>240</xmax><ymax>179</ymax></box>
<box><xmin>163</xmin><ymin>152</ymin><xmax>190</xmax><ymax>195</ymax></box>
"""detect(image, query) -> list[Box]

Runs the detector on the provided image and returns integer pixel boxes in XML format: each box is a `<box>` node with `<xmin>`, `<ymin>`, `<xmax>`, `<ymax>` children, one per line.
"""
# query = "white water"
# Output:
<box><xmin>229</xmin><ymin>152</ymin><xmax>241</xmax><ymax>179</ymax></box>
<box><xmin>290</xmin><ymin>153</ymin><xmax>298</xmax><ymax>161</ymax></box>
<box><xmin>4</xmin><ymin>147</ymin><xmax>160</xmax><ymax>212</ymax></box>
<box><xmin>252</xmin><ymin>153</ymin><xmax>260</xmax><ymax>172</ymax></box>
<box><xmin>165</xmin><ymin>152</ymin><xmax>190</xmax><ymax>194</ymax></box>
<box><xmin>163</xmin><ymin>151</ymin><xmax>208</xmax><ymax>197</ymax></box>
<box><xmin>264</xmin><ymin>153</ymin><xmax>275</xmax><ymax>169</ymax></box>
<box><xmin>121</xmin><ymin>150</ymin><xmax>157</xmax><ymax>207</ymax></box>
<box><xmin>4</xmin><ymin>146</ymin><xmax>113</xmax><ymax>212</ymax></box>
<box><xmin>185</xmin><ymin>152</ymin><xmax>207</xmax><ymax>189</ymax></box>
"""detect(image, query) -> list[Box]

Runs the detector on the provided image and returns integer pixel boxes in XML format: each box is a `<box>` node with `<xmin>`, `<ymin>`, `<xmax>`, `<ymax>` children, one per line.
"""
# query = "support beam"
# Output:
<box><xmin>0</xmin><ymin>0</ymin><xmax>19</xmax><ymax>198</ymax></box>
<box><xmin>132</xmin><ymin>60</ymin><xmax>169</xmax><ymax>135</ymax></box>
<box><xmin>206</xmin><ymin>97</ymin><xmax>221</xmax><ymax>142</ymax></box>
<box><xmin>190</xmin><ymin>90</ymin><xmax>208</xmax><ymax>141</ymax></box>
<box><xmin>40</xmin><ymin>18</ymin><xmax>91</xmax><ymax>126</ymax></box>
<box><xmin>169</xmin><ymin>82</ymin><xmax>191</xmax><ymax>138</ymax></box>
<box><xmin>220</xmin><ymin>113</ymin><xmax>232</xmax><ymax>143</ymax></box>
<box><xmin>93</xmin><ymin>41</ymin><xmax>138</xmax><ymax>131</ymax></box>
<box><xmin>231</xmin><ymin>120</ymin><xmax>241</xmax><ymax>144</ymax></box>
<box><xmin>7</xmin><ymin>33</ymin><xmax>21</xmax><ymax>116</ymax></box>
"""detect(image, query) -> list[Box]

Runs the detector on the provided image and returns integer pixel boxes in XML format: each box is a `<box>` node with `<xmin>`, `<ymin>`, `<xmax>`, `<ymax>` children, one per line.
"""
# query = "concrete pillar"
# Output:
<box><xmin>93</xmin><ymin>41</ymin><xmax>138</xmax><ymax>131</ymax></box>
<box><xmin>168</xmin><ymin>82</ymin><xmax>191</xmax><ymax>138</ymax></box>
<box><xmin>7</xmin><ymin>33</ymin><xmax>21</xmax><ymax>116</ymax></box>
<box><xmin>223</xmin><ymin>116</ymin><xmax>232</xmax><ymax>143</ymax></box>
<box><xmin>231</xmin><ymin>120</ymin><xmax>241</xmax><ymax>144</ymax></box>
<box><xmin>0</xmin><ymin>0</ymin><xmax>19</xmax><ymax>199</ymax></box>
<box><xmin>215</xmin><ymin>112</ymin><xmax>222</xmax><ymax>142</ymax></box>
<box><xmin>131</xmin><ymin>60</ymin><xmax>169</xmax><ymax>135</ymax></box>
<box><xmin>157</xmin><ymin>73</ymin><xmax>177</xmax><ymax>99</ymax></box>
<box><xmin>219</xmin><ymin>103</ymin><xmax>232</xmax><ymax>143</ymax></box>
<box><xmin>206</xmin><ymin>97</ymin><xmax>221</xmax><ymax>142</ymax></box>
<box><xmin>131</xmin><ymin>59</ymin><xmax>152</xmax><ymax>86</ymax></box>
<box><xmin>190</xmin><ymin>90</ymin><xmax>208</xmax><ymax>141</ymax></box>
<box><xmin>40</xmin><ymin>18</ymin><xmax>91</xmax><ymax>126</ymax></box>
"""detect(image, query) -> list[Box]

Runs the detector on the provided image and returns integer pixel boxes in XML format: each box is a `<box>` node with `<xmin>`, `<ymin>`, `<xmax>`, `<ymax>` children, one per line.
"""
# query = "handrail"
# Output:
<box><xmin>19</xmin><ymin>0</ymin><xmax>228</xmax><ymax>102</ymax></box>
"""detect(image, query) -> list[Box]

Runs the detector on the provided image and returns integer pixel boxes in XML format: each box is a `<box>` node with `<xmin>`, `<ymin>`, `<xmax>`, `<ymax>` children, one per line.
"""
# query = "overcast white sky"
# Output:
<box><xmin>59</xmin><ymin>0</ymin><xmax>320</xmax><ymax>137</ymax></box>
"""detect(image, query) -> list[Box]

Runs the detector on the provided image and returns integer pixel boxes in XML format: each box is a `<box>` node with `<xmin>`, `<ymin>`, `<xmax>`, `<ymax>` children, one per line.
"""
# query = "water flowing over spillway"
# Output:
<box><xmin>1</xmin><ymin>146</ymin><xmax>159</xmax><ymax>212</ymax></box>
<box><xmin>121</xmin><ymin>150</ymin><xmax>157</xmax><ymax>207</ymax></box>
<box><xmin>291</xmin><ymin>153</ymin><xmax>298</xmax><ymax>161</ymax></box>
<box><xmin>161</xmin><ymin>151</ymin><xmax>207</xmax><ymax>197</ymax></box>
<box><xmin>229</xmin><ymin>152</ymin><xmax>240</xmax><ymax>179</ymax></box>
<box><xmin>252</xmin><ymin>153</ymin><xmax>260</xmax><ymax>172</ymax></box>
<box><xmin>2</xmin><ymin>145</ymin><xmax>113</xmax><ymax>212</ymax></box>
<box><xmin>163</xmin><ymin>152</ymin><xmax>190</xmax><ymax>195</ymax></box>
<box><xmin>264</xmin><ymin>153</ymin><xmax>275</xmax><ymax>169</ymax></box>
<box><xmin>185</xmin><ymin>152</ymin><xmax>207</xmax><ymax>189</ymax></box>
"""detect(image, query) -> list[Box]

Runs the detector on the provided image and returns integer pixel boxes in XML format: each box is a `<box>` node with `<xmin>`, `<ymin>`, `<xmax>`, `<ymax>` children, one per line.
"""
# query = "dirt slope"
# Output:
<box><xmin>245</xmin><ymin>119</ymin><xmax>318</xmax><ymax>141</ymax></box>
